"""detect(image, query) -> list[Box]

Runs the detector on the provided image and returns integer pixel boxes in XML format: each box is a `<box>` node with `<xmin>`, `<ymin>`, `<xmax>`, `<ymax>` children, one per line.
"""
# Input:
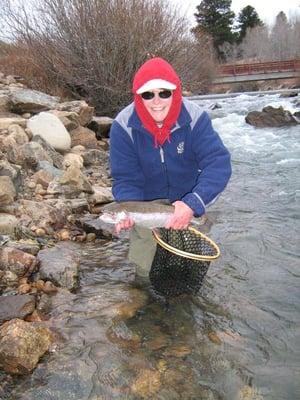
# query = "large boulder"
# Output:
<box><xmin>0</xmin><ymin>318</ymin><xmax>53</xmax><ymax>374</ymax></box>
<box><xmin>28</xmin><ymin>112</ymin><xmax>71</xmax><ymax>152</ymax></box>
<box><xmin>9</xmin><ymin>88</ymin><xmax>60</xmax><ymax>114</ymax></box>
<box><xmin>245</xmin><ymin>106</ymin><xmax>299</xmax><ymax>127</ymax></box>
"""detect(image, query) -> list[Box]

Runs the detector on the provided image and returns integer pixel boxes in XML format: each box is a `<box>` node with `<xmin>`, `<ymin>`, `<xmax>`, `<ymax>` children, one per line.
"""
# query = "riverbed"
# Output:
<box><xmin>5</xmin><ymin>93</ymin><xmax>300</xmax><ymax>400</ymax></box>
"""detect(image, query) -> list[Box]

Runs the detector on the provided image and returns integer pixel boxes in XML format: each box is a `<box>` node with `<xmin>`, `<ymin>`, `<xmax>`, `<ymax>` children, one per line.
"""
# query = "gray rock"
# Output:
<box><xmin>81</xmin><ymin>148</ymin><xmax>109</xmax><ymax>166</ymax></box>
<box><xmin>37</xmin><ymin>160</ymin><xmax>63</xmax><ymax>178</ymax></box>
<box><xmin>32</xmin><ymin>134</ymin><xmax>64</xmax><ymax>169</ymax></box>
<box><xmin>0</xmin><ymin>295</ymin><xmax>35</xmax><ymax>324</ymax></box>
<box><xmin>10</xmin><ymin>88</ymin><xmax>60</xmax><ymax>114</ymax></box>
<box><xmin>87</xmin><ymin>116</ymin><xmax>113</xmax><ymax>139</ymax></box>
<box><xmin>38</xmin><ymin>242</ymin><xmax>80</xmax><ymax>290</ymax></box>
<box><xmin>0</xmin><ymin>176</ymin><xmax>16</xmax><ymax>205</ymax></box>
<box><xmin>7</xmin><ymin>141</ymin><xmax>53</xmax><ymax>168</ymax></box>
<box><xmin>0</xmin><ymin>160</ymin><xmax>23</xmax><ymax>193</ymax></box>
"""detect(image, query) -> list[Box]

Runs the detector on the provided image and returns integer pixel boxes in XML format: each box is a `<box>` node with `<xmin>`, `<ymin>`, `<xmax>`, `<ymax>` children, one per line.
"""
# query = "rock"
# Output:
<box><xmin>87</xmin><ymin>116</ymin><xmax>113</xmax><ymax>139</ymax></box>
<box><xmin>57</xmin><ymin>100</ymin><xmax>94</xmax><ymax>126</ymax></box>
<box><xmin>48</xmin><ymin>165</ymin><xmax>94</xmax><ymax>197</ymax></box>
<box><xmin>7</xmin><ymin>124</ymin><xmax>29</xmax><ymax>145</ymax></box>
<box><xmin>31</xmin><ymin>169</ymin><xmax>54</xmax><ymax>189</ymax></box>
<box><xmin>0</xmin><ymin>318</ymin><xmax>53</xmax><ymax>374</ymax></box>
<box><xmin>36</xmin><ymin>160</ymin><xmax>63</xmax><ymax>178</ymax></box>
<box><xmin>62</xmin><ymin>153</ymin><xmax>84</xmax><ymax>170</ymax></box>
<box><xmin>0</xmin><ymin>295</ymin><xmax>35</xmax><ymax>324</ymax></box>
<box><xmin>279</xmin><ymin>91</ymin><xmax>299</xmax><ymax>98</ymax></box>
<box><xmin>37</xmin><ymin>242</ymin><xmax>80</xmax><ymax>290</ymax></box>
<box><xmin>6</xmin><ymin>240</ymin><xmax>40</xmax><ymax>256</ymax></box>
<box><xmin>131</xmin><ymin>369</ymin><xmax>161</xmax><ymax>398</ymax></box>
<box><xmin>0</xmin><ymin>176</ymin><xmax>16</xmax><ymax>205</ymax></box>
<box><xmin>32</xmin><ymin>135</ymin><xmax>64</xmax><ymax>169</ymax></box>
<box><xmin>88</xmin><ymin>186</ymin><xmax>113</xmax><ymax>205</ymax></box>
<box><xmin>0</xmin><ymin>213</ymin><xmax>18</xmax><ymax>235</ymax></box>
<box><xmin>0</xmin><ymin>160</ymin><xmax>23</xmax><ymax>194</ymax></box>
<box><xmin>49</xmin><ymin>110</ymin><xmax>80</xmax><ymax>131</ymax></box>
<box><xmin>245</xmin><ymin>106</ymin><xmax>299</xmax><ymax>127</ymax></box>
<box><xmin>28</xmin><ymin>112</ymin><xmax>71</xmax><ymax>152</ymax></box>
<box><xmin>0</xmin><ymin>246</ymin><xmax>38</xmax><ymax>277</ymax></box>
<box><xmin>69</xmin><ymin>126</ymin><xmax>98</xmax><ymax>149</ymax></box>
<box><xmin>0</xmin><ymin>112</ymin><xmax>27</xmax><ymax>129</ymax></box>
<box><xmin>10</xmin><ymin>88</ymin><xmax>60</xmax><ymax>114</ymax></box>
<box><xmin>7</xmin><ymin>141</ymin><xmax>53</xmax><ymax>168</ymax></box>
<box><xmin>18</xmin><ymin>199</ymin><xmax>69</xmax><ymax>229</ymax></box>
<box><xmin>0</xmin><ymin>94</ymin><xmax>11</xmax><ymax>112</ymax></box>
<box><xmin>81</xmin><ymin>148</ymin><xmax>109</xmax><ymax>166</ymax></box>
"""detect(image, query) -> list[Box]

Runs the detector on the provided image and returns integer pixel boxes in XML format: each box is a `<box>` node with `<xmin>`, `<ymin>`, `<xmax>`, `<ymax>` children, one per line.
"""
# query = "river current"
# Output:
<box><xmin>5</xmin><ymin>93</ymin><xmax>300</xmax><ymax>399</ymax></box>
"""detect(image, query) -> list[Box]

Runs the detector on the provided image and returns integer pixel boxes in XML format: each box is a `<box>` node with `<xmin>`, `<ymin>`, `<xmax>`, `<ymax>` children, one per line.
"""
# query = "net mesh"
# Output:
<box><xmin>149</xmin><ymin>228</ymin><xmax>218</xmax><ymax>296</ymax></box>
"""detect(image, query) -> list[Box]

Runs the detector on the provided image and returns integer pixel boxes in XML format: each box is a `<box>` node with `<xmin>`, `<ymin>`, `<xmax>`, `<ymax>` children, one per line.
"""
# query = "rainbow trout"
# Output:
<box><xmin>99</xmin><ymin>201</ymin><xmax>212</xmax><ymax>230</ymax></box>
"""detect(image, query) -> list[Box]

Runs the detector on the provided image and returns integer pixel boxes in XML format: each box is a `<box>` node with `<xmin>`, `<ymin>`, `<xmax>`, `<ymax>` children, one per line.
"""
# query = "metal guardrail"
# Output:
<box><xmin>218</xmin><ymin>60</ymin><xmax>300</xmax><ymax>77</ymax></box>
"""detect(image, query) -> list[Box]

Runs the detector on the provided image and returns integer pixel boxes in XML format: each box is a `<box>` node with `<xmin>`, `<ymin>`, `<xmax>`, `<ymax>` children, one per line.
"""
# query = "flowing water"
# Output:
<box><xmin>5</xmin><ymin>94</ymin><xmax>300</xmax><ymax>399</ymax></box>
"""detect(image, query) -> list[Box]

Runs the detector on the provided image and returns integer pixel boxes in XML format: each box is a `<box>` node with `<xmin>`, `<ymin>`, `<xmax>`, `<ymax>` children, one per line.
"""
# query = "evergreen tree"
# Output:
<box><xmin>237</xmin><ymin>5</ymin><xmax>263</xmax><ymax>43</ymax></box>
<box><xmin>193</xmin><ymin>0</ymin><xmax>236</xmax><ymax>59</ymax></box>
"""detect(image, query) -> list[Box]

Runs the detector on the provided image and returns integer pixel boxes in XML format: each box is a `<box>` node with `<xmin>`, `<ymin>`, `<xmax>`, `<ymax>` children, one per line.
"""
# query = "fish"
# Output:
<box><xmin>98</xmin><ymin>201</ymin><xmax>213</xmax><ymax>230</ymax></box>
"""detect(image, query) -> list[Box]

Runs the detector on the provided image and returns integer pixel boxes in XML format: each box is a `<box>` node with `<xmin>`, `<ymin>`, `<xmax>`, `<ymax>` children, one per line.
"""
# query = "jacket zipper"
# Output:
<box><xmin>159</xmin><ymin>146</ymin><xmax>170</xmax><ymax>197</ymax></box>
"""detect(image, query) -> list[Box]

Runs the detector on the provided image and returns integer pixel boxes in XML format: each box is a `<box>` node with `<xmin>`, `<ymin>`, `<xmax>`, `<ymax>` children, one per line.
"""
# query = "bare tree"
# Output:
<box><xmin>0</xmin><ymin>0</ymin><xmax>216</xmax><ymax>115</ymax></box>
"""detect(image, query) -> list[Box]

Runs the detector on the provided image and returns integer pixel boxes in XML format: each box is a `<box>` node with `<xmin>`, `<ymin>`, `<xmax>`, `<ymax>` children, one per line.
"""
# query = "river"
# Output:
<box><xmin>4</xmin><ymin>93</ymin><xmax>300</xmax><ymax>399</ymax></box>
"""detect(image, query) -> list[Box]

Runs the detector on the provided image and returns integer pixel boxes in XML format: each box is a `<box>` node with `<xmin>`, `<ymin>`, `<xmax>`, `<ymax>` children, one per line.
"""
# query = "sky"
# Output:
<box><xmin>172</xmin><ymin>0</ymin><xmax>300</xmax><ymax>27</ymax></box>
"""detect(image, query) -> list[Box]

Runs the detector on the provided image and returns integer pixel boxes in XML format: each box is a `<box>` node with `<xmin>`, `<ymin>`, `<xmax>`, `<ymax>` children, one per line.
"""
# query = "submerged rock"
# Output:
<box><xmin>0</xmin><ymin>295</ymin><xmax>35</xmax><ymax>324</ymax></box>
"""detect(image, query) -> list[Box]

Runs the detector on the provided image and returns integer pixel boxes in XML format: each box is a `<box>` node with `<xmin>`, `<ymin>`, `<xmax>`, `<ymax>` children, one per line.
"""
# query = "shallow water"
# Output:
<box><xmin>6</xmin><ymin>94</ymin><xmax>300</xmax><ymax>399</ymax></box>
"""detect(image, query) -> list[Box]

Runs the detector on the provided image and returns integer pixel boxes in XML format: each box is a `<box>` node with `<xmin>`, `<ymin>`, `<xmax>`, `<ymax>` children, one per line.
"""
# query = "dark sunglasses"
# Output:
<box><xmin>141</xmin><ymin>90</ymin><xmax>173</xmax><ymax>100</ymax></box>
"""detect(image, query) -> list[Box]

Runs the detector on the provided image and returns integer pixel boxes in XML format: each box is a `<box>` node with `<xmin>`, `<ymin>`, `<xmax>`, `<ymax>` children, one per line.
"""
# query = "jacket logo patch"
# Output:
<box><xmin>177</xmin><ymin>141</ymin><xmax>184</xmax><ymax>154</ymax></box>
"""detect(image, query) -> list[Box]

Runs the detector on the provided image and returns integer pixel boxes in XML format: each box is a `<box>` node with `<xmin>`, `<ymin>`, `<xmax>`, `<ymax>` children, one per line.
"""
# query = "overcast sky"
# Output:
<box><xmin>172</xmin><ymin>0</ymin><xmax>300</xmax><ymax>26</ymax></box>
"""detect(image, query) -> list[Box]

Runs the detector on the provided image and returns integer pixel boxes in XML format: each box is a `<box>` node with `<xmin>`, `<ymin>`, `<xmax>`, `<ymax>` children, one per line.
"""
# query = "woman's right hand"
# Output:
<box><xmin>115</xmin><ymin>216</ymin><xmax>135</xmax><ymax>234</ymax></box>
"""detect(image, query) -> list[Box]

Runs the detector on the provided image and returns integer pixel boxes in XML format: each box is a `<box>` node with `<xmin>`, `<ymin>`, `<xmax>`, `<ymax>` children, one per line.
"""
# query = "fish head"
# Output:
<box><xmin>99</xmin><ymin>210</ymin><xmax>128</xmax><ymax>225</ymax></box>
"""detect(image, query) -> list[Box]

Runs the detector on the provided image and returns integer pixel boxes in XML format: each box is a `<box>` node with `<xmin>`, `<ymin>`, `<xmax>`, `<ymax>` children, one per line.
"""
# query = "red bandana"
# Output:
<box><xmin>132</xmin><ymin>57</ymin><xmax>182</xmax><ymax>147</ymax></box>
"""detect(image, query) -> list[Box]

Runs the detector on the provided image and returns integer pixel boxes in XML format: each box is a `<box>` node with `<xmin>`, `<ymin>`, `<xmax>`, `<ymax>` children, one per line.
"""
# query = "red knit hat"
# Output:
<box><xmin>132</xmin><ymin>57</ymin><xmax>182</xmax><ymax>147</ymax></box>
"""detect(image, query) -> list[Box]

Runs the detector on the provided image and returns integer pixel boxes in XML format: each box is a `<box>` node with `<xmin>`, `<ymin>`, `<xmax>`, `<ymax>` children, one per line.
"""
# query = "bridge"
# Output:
<box><xmin>213</xmin><ymin>59</ymin><xmax>300</xmax><ymax>84</ymax></box>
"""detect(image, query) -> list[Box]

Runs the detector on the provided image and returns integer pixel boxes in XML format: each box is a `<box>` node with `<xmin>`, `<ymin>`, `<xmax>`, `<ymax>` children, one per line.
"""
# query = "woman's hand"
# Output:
<box><xmin>115</xmin><ymin>216</ymin><xmax>135</xmax><ymax>235</ymax></box>
<box><xmin>165</xmin><ymin>201</ymin><xmax>194</xmax><ymax>230</ymax></box>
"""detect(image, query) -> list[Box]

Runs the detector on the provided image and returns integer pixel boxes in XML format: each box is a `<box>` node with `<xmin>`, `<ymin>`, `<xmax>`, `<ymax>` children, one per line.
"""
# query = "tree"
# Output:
<box><xmin>193</xmin><ymin>0</ymin><xmax>236</xmax><ymax>60</ymax></box>
<box><xmin>236</xmin><ymin>5</ymin><xmax>263</xmax><ymax>43</ymax></box>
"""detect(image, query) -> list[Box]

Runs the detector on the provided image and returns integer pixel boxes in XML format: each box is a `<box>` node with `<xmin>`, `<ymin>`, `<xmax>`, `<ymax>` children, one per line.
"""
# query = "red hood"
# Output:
<box><xmin>132</xmin><ymin>57</ymin><xmax>182</xmax><ymax>147</ymax></box>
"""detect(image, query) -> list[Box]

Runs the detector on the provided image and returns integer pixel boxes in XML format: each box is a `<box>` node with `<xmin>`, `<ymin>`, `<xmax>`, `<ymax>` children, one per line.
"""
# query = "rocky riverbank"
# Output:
<box><xmin>0</xmin><ymin>72</ymin><xmax>116</xmax><ymax>376</ymax></box>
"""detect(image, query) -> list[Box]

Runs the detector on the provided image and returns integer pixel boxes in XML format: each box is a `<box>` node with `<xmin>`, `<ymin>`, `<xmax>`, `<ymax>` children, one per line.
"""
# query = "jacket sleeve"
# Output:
<box><xmin>109</xmin><ymin>120</ymin><xmax>145</xmax><ymax>201</ymax></box>
<box><xmin>181</xmin><ymin>111</ymin><xmax>231</xmax><ymax>216</ymax></box>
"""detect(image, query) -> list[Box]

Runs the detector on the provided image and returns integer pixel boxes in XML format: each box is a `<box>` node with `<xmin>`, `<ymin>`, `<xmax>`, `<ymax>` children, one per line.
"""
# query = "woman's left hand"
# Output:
<box><xmin>165</xmin><ymin>201</ymin><xmax>194</xmax><ymax>230</ymax></box>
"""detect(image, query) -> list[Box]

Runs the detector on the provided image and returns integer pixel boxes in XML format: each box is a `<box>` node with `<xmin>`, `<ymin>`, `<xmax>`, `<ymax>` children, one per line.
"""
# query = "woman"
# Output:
<box><xmin>109</xmin><ymin>57</ymin><xmax>231</xmax><ymax>276</ymax></box>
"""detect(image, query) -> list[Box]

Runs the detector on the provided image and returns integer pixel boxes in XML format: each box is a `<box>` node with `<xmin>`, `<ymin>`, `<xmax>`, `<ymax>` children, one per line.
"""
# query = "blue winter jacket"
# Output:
<box><xmin>109</xmin><ymin>98</ymin><xmax>231</xmax><ymax>217</ymax></box>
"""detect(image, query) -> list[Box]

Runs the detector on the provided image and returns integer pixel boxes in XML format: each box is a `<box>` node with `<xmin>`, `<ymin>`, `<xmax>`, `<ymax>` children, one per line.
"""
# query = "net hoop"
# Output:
<box><xmin>152</xmin><ymin>227</ymin><xmax>220</xmax><ymax>261</ymax></box>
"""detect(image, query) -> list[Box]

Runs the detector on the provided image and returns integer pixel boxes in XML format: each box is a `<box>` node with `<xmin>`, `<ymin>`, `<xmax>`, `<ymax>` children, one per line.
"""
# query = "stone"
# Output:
<box><xmin>81</xmin><ymin>148</ymin><xmax>109</xmax><ymax>166</ymax></box>
<box><xmin>49</xmin><ymin>110</ymin><xmax>80</xmax><ymax>131</ymax></box>
<box><xmin>57</xmin><ymin>100</ymin><xmax>94</xmax><ymax>126</ymax></box>
<box><xmin>37</xmin><ymin>242</ymin><xmax>80</xmax><ymax>290</ymax></box>
<box><xmin>131</xmin><ymin>369</ymin><xmax>161</xmax><ymax>398</ymax></box>
<box><xmin>36</xmin><ymin>160</ymin><xmax>63</xmax><ymax>178</ymax></box>
<box><xmin>48</xmin><ymin>165</ymin><xmax>94</xmax><ymax>196</ymax></box>
<box><xmin>10</xmin><ymin>88</ymin><xmax>60</xmax><ymax>113</ymax></box>
<box><xmin>0</xmin><ymin>213</ymin><xmax>18</xmax><ymax>235</ymax></box>
<box><xmin>87</xmin><ymin>116</ymin><xmax>113</xmax><ymax>139</ymax></box>
<box><xmin>28</xmin><ymin>112</ymin><xmax>71</xmax><ymax>152</ymax></box>
<box><xmin>62</xmin><ymin>153</ymin><xmax>84</xmax><ymax>170</ymax></box>
<box><xmin>0</xmin><ymin>94</ymin><xmax>11</xmax><ymax>112</ymax></box>
<box><xmin>69</xmin><ymin>126</ymin><xmax>98</xmax><ymax>149</ymax></box>
<box><xmin>7</xmin><ymin>124</ymin><xmax>29</xmax><ymax>145</ymax></box>
<box><xmin>0</xmin><ymin>295</ymin><xmax>35</xmax><ymax>324</ymax></box>
<box><xmin>0</xmin><ymin>318</ymin><xmax>53</xmax><ymax>374</ymax></box>
<box><xmin>88</xmin><ymin>186</ymin><xmax>113</xmax><ymax>205</ymax></box>
<box><xmin>7</xmin><ymin>141</ymin><xmax>53</xmax><ymax>168</ymax></box>
<box><xmin>0</xmin><ymin>113</ymin><xmax>27</xmax><ymax>129</ymax></box>
<box><xmin>0</xmin><ymin>176</ymin><xmax>16</xmax><ymax>205</ymax></box>
<box><xmin>31</xmin><ymin>169</ymin><xmax>54</xmax><ymax>189</ymax></box>
<box><xmin>32</xmin><ymin>135</ymin><xmax>64</xmax><ymax>169</ymax></box>
<box><xmin>245</xmin><ymin>106</ymin><xmax>299</xmax><ymax>127</ymax></box>
<box><xmin>0</xmin><ymin>246</ymin><xmax>38</xmax><ymax>277</ymax></box>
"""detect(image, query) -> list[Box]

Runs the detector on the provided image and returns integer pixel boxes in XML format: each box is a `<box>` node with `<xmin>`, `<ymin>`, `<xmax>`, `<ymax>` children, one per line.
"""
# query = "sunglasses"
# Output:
<box><xmin>140</xmin><ymin>90</ymin><xmax>173</xmax><ymax>100</ymax></box>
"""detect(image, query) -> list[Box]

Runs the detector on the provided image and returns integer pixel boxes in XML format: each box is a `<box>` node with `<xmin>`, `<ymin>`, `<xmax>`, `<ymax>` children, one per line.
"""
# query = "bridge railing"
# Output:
<box><xmin>219</xmin><ymin>60</ymin><xmax>300</xmax><ymax>76</ymax></box>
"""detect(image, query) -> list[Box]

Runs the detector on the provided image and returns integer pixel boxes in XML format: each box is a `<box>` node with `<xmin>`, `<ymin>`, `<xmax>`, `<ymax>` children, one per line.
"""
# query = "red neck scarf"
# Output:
<box><xmin>132</xmin><ymin>57</ymin><xmax>182</xmax><ymax>147</ymax></box>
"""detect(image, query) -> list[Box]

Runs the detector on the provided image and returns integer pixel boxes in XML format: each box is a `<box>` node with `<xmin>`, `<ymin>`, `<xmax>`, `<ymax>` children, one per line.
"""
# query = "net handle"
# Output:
<box><xmin>152</xmin><ymin>226</ymin><xmax>220</xmax><ymax>261</ymax></box>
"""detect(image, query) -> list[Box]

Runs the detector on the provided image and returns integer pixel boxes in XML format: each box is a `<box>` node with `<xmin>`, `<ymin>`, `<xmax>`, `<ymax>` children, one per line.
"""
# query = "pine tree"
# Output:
<box><xmin>237</xmin><ymin>5</ymin><xmax>263</xmax><ymax>43</ymax></box>
<box><xmin>193</xmin><ymin>0</ymin><xmax>236</xmax><ymax>60</ymax></box>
